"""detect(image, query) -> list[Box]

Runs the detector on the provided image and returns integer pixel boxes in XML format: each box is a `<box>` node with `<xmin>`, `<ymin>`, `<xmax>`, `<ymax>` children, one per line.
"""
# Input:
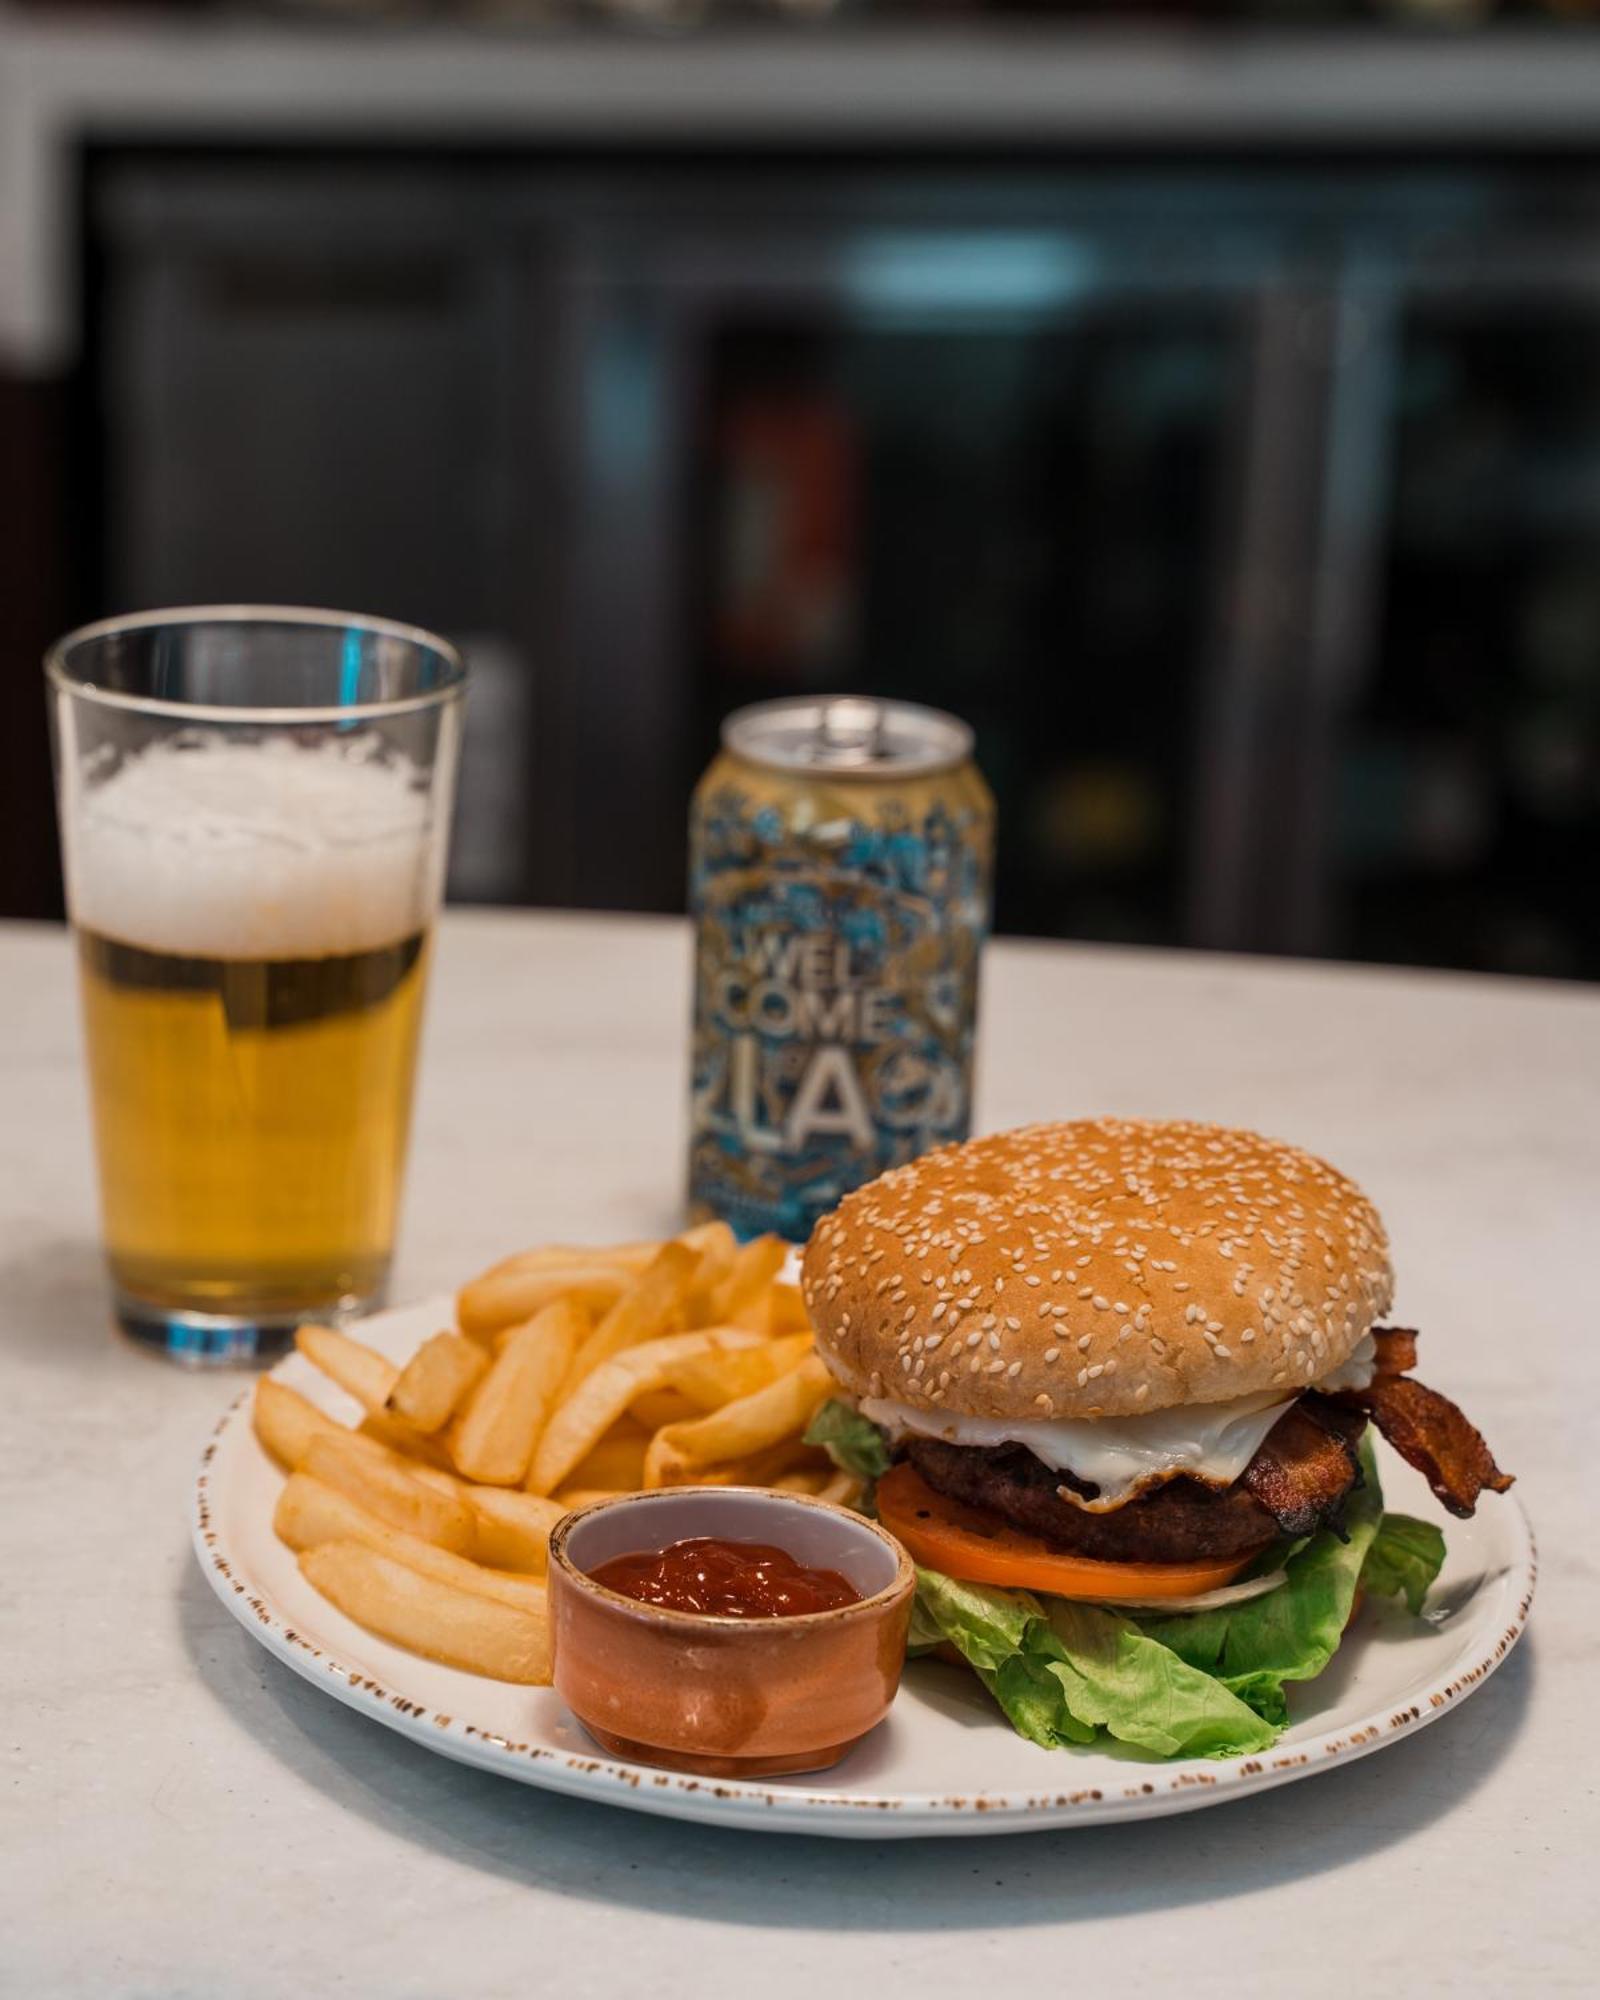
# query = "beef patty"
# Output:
<box><xmin>903</xmin><ymin>1435</ymin><xmax>1286</xmax><ymax>1564</ymax></box>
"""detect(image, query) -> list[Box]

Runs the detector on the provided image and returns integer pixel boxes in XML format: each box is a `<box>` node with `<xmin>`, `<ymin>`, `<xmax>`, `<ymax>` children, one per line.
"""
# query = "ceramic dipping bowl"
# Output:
<box><xmin>549</xmin><ymin>1487</ymin><xmax>915</xmax><ymax>1778</ymax></box>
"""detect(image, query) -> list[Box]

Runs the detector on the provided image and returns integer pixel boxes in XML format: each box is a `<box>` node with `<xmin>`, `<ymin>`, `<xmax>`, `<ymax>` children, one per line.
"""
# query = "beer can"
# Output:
<box><xmin>687</xmin><ymin>696</ymin><xmax>994</xmax><ymax>1242</ymax></box>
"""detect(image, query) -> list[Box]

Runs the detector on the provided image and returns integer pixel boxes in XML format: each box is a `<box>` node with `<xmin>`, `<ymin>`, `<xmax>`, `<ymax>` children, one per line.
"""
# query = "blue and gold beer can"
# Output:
<box><xmin>688</xmin><ymin>697</ymin><xmax>994</xmax><ymax>1241</ymax></box>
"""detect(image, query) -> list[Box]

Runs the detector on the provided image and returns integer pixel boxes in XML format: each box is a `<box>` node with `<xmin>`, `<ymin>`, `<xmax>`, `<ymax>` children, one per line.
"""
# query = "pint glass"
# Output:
<box><xmin>47</xmin><ymin>608</ymin><xmax>465</xmax><ymax>1363</ymax></box>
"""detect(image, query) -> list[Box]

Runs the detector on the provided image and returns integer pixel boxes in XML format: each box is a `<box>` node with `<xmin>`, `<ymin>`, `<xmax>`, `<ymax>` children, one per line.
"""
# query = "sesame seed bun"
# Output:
<box><xmin>801</xmin><ymin>1118</ymin><xmax>1394</xmax><ymax>1422</ymax></box>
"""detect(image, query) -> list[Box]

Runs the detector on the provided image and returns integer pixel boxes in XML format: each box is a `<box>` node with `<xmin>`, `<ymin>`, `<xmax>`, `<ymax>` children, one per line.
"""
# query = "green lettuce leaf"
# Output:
<box><xmin>906</xmin><ymin>1592</ymin><xmax>947</xmax><ymax>1655</ymax></box>
<box><xmin>913</xmin><ymin>1568</ymin><xmax>1277</xmax><ymax>1759</ymax></box>
<box><xmin>1136</xmin><ymin>1440</ymin><xmax>1386</xmax><ymax>1727</ymax></box>
<box><xmin>887</xmin><ymin>1432</ymin><xmax>1445</xmax><ymax>1760</ymax></box>
<box><xmin>804</xmin><ymin>1398</ymin><xmax>891</xmax><ymax>1483</ymax></box>
<box><xmin>1360</xmin><ymin>1512</ymin><xmax>1446</xmax><ymax>1616</ymax></box>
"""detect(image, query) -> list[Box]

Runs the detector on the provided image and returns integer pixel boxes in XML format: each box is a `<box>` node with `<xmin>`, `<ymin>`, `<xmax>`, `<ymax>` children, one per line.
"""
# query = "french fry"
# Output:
<box><xmin>528</xmin><ymin>1327</ymin><xmax>763</xmax><ymax>1496</ymax></box>
<box><xmin>303</xmin><ymin>1431</ymin><xmax>477</xmax><ymax>1554</ymax></box>
<box><xmin>317</xmin><ymin>1438</ymin><xmax>562</xmax><ymax>1574</ymax></box>
<box><xmin>728</xmin><ymin>1280</ymin><xmax>813</xmax><ymax>1337</ymax></box>
<box><xmin>676</xmin><ymin>1220</ymin><xmax>737</xmax><ymax>1254</ymax></box>
<box><xmin>683</xmin><ymin>1221</ymin><xmax>738</xmax><ymax>1323</ymax></box>
<box><xmin>674</xmin><ymin>1440</ymin><xmax>824</xmax><ymax>1489</ymax></box>
<box><xmin>460</xmin><ymin>1487</ymin><xmax>565</xmax><ymax>1575</ymax></box>
<box><xmin>710</xmin><ymin>1235</ymin><xmax>788</xmax><ymax>1322</ymax></box>
<box><xmin>450</xmin><ymin>1297</ymin><xmax>584</xmax><ymax>1485</ymax></box>
<box><xmin>457</xmin><ymin>1226</ymin><xmax>734</xmax><ymax>1341</ymax></box>
<box><xmin>771</xmin><ymin>1463</ymin><xmax>862</xmax><ymax>1505</ymax></box>
<box><xmin>628</xmin><ymin>1388</ymin><xmax>701</xmax><ymax>1431</ymax></box>
<box><xmin>356</xmin><ymin>1411</ymin><xmax>456</xmax><ymax>1470</ymax></box>
<box><xmin>301</xmin><ymin>1542</ymin><xmax>550</xmax><ymax>1684</ymax></box>
<box><xmin>386</xmin><ymin>1331</ymin><xmax>487</xmax><ymax>1433</ymax></box>
<box><xmin>404</xmin><ymin>1460</ymin><xmax>466</xmax><ymax>1498</ymax></box>
<box><xmin>261</xmin><ymin>1220</ymin><xmax>846</xmax><ymax>1688</ymax></box>
<box><xmin>560</xmin><ymin>1241</ymin><xmax>699</xmax><ymax>1394</ymax></box>
<box><xmin>253</xmin><ymin>1377</ymin><xmax>347</xmax><ymax>1470</ymax></box>
<box><xmin>763</xmin><ymin>1282</ymin><xmax>813</xmax><ymax>1335</ymax></box>
<box><xmin>331</xmin><ymin>1423</ymin><xmax>461</xmax><ymax>1489</ymax></box>
<box><xmin>773</xmin><ymin>1467</ymin><xmax>832</xmax><ymax>1495</ymax></box>
<box><xmin>563</xmin><ymin>1430</ymin><xmax>650</xmax><ymax>1494</ymax></box>
<box><xmin>668</xmin><ymin>1332</ymin><xmax>813</xmax><ymax>1413</ymax></box>
<box><xmin>275</xmin><ymin>1475</ymin><xmax>548</xmax><ymax>1616</ymax></box>
<box><xmin>644</xmin><ymin>1354</ymin><xmax>833</xmax><ymax>1488</ymax></box>
<box><xmin>295</xmin><ymin>1324</ymin><xmax>398</xmax><ymax>1414</ymax></box>
<box><xmin>458</xmin><ymin>1265</ymin><xmax>629</xmax><ymax>1342</ymax></box>
<box><xmin>729</xmin><ymin>1294</ymin><xmax>775</xmax><ymax>1335</ymax></box>
<box><xmin>815</xmin><ymin>1468</ymin><xmax>862</xmax><ymax>1507</ymax></box>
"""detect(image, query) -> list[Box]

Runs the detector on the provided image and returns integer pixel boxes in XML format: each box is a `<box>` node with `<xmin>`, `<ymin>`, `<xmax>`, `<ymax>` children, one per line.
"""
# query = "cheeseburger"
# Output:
<box><xmin>803</xmin><ymin>1119</ymin><xmax>1511</xmax><ymax>1600</ymax></box>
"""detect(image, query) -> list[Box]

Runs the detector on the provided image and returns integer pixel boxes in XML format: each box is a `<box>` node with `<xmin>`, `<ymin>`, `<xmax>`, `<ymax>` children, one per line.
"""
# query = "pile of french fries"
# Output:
<box><xmin>252</xmin><ymin>1221</ymin><xmax>850</xmax><ymax>1686</ymax></box>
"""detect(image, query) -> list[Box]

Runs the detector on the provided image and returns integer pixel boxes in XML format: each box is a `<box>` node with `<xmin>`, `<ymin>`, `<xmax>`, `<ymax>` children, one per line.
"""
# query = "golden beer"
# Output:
<box><xmin>78</xmin><ymin>927</ymin><xmax>429</xmax><ymax>1317</ymax></box>
<box><xmin>50</xmin><ymin>606</ymin><xmax>463</xmax><ymax>1365</ymax></box>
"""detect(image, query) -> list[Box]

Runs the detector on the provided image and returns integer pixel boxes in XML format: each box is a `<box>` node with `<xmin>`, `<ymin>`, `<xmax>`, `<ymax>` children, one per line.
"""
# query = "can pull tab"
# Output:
<box><xmin>813</xmin><ymin>699</ymin><xmax>887</xmax><ymax>769</ymax></box>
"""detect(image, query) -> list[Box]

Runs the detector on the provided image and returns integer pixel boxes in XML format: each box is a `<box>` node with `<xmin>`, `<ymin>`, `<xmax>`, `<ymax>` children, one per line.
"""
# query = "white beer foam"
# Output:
<box><xmin>67</xmin><ymin>736</ymin><xmax>436</xmax><ymax>960</ymax></box>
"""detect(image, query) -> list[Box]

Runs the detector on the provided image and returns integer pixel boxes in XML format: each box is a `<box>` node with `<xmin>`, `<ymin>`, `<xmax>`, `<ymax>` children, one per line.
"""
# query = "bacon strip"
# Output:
<box><xmin>1370</xmin><ymin>1327</ymin><xmax>1419</xmax><ymax>1378</ymax></box>
<box><xmin>1299</xmin><ymin>1390</ymin><xmax>1368</xmax><ymax>1452</ymax></box>
<box><xmin>1242</xmin><ymin>1401</ymin><xmax>1365</xmax><ymax>1538</ymax></box>
<box><xmin>1350</xmin><ymin>1376</ymin><xmax>1514</xmax><ymax>1519</ymax></box>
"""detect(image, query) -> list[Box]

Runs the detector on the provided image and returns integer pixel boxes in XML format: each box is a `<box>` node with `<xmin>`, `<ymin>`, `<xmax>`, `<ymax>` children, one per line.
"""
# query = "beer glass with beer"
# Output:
<box><xmin>47</xmin><ymin>608</ymin><xmax>465</xmax><ymax>1363</ymax></box>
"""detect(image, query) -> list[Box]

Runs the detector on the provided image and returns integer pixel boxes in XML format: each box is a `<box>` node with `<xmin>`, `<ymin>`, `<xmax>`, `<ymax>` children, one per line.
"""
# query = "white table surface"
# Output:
<box><xmin>2</xmin><ymin>907</ymin><xmax>1593</xmax><ymax>1997</ymax></box>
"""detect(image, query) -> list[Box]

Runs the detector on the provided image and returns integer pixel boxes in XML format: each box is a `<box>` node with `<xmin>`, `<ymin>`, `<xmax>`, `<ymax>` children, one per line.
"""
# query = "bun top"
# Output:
<box><xmin>801</xmin><ymin>1119</ymin><xmax>1393</xmax><ymax>1422</ymax></box>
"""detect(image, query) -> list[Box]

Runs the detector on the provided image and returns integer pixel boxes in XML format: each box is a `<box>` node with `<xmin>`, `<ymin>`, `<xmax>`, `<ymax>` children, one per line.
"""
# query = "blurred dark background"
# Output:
<box><xmin>4</xmin><ymin>4</ymin><xmax>1600</xmax><ymax>978</ymax></box>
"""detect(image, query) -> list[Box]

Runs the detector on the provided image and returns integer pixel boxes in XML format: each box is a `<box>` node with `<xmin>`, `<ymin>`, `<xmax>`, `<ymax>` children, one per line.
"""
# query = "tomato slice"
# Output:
<box><xmin>876</xmin><ymin>1462</ymin><xmax>1261</xmax><ymax>1602</ymax></box>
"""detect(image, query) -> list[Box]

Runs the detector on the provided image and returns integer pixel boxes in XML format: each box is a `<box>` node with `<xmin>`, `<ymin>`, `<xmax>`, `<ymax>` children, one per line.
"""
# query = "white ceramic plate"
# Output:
<box><xmin>192</xmin><ymin>1296</ymin><xmax>1535</xmax><ymax>1839</ymax></box>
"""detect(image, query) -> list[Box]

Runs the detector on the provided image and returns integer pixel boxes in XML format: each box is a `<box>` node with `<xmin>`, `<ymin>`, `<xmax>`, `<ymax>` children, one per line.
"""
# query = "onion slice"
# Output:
<box><xmin>1085</xmin><ymin>1568</ymin><xmax>1289</xmax><ymax>1616</ymax></box>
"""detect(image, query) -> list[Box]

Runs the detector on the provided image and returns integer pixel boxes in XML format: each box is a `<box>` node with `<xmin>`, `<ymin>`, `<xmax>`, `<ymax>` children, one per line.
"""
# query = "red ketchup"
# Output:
<box><xmin>588</xmin><ymin>1537</ymin><xmax>862</xmax><ymax>1618</ymax></box>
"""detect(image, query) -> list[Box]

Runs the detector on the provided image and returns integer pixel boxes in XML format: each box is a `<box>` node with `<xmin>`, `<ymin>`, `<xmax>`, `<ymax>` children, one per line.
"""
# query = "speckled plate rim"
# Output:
<box><xmin>191</xmin><ymin>1295</ymin><xmax>1537</xmax><ymax>1839</ymax></box>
